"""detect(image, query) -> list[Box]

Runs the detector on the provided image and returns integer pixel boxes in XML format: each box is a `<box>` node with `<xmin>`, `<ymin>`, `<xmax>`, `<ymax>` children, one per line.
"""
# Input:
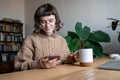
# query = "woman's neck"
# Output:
<box><xmin>46</xmin><ymin>32</ymin><xmax>53</xmax><ymax>36</ymax></box>
<box><xmin>40</xmin><ymin>30</ymin><xmax>54</xmax><ymax>36</ymax></box>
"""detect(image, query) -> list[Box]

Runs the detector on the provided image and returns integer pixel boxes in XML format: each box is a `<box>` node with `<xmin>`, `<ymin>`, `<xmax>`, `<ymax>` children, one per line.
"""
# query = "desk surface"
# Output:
<box><xmin>0</xmin><ymin>58</ymin><xmax>120</xmax><ymax>80</ymax></box>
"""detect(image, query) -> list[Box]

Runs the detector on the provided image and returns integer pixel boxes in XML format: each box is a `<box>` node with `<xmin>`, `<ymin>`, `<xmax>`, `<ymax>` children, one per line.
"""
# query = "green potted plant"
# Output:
<box><xmin>64</xmin><ymin>22</ymin><xmax>111</xmax><ymax>58</ymax></box>
<box><xmin>107</xmin><ymin>18</ymin><xmax>120</xmax><ymax>43</ymax></box>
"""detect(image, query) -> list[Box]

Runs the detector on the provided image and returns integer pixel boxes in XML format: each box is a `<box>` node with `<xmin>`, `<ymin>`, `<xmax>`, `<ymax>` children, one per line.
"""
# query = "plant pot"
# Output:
<box><xmin>79</xmin><ymin>48</ymin><xmax>93</xmax><ymax>67</ymax></box>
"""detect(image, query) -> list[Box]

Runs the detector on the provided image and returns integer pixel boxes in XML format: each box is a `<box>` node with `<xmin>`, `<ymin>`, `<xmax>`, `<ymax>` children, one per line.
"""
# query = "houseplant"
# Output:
<box><xmin>107</xmin><ymin>18</ymin><xmax>120</xmax><ymax>43</ymax></box>
<box><xmin>64</xmin><ymin>22</ymin><xmax>111</xmax><ymax>58</ymax></box>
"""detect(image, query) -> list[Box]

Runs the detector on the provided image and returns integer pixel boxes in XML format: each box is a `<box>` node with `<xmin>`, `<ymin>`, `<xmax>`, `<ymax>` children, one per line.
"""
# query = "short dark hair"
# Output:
<box><xmin>34</xmin><ymin>3</ymin><xmax>63</xmax><ymax>33</ymax></box>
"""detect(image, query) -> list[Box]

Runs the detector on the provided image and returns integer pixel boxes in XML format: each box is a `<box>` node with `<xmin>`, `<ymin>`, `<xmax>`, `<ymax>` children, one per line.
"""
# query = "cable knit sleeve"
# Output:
<box><xmin>14</xmin><ymin>35</ymin><xmax>43</xmax><ymax>71</ymax></box>
<box><xmin>59</xmin><ymin>36</ymin><xmax>76</xmax><ymax>64</ymax></box>
<box><xmin>58</xmin><ymin>36</ymin><xmax>70</xmax><ymax>63</ymax></box>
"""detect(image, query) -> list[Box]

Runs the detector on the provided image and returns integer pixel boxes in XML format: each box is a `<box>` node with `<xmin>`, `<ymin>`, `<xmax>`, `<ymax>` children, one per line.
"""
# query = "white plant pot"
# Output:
<box><xmin>79</xmin><ymin>48</ymin><xmax>93</xmax><ymax>67</ymax></box>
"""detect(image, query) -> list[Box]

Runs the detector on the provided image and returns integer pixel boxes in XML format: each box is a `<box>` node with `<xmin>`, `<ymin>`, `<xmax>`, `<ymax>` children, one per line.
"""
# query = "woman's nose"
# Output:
<box><xmin>45</xmin><ymin>21</ymin><xmax>50</xmax><ymax>26</ymax></box>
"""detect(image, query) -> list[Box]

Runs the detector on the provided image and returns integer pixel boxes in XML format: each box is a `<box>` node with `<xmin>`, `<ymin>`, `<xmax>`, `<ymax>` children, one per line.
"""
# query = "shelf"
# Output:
<box><xmin>0</xmin><ymin>31</ymin><xmax>23</xmax><ymax>34</ymax></box>
<box><xmin>0</xmin><ymin>20</ymin><xmax>23</xmax><ymax>73</ymax></box>
<box><xmin>0</xmin><ymin>41</ymin><xmax>22</xmax><ymax>43</ymax></box>
<box><xmin>0</xmin><ymin>61</ymin><xmax>14</xmax><ymax>74</ymax></box>
<box><xmin>0</xmin><ymin>51</ymin><xmax>18</xmax><ymax>53</ymax></box>
<box><xmin>0</xmin><ymin>20</ymin><xmax>23</xmax><ymax>25</ymax></box>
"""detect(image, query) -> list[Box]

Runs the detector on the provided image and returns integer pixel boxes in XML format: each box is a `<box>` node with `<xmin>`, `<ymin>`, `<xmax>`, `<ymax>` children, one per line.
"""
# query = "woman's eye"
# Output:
<box><xmin>49</xmin><ymin>20</ymin><xmax>53</xmax><ymax>23</ymax></box>
<box><xmin>49</xmin><ymin>19</ymin><xmax>54</xmax><ymax>23</ymax></box>
<box><xmin>40</xmin><ymin>19</ymin><xmax>55</xmax><ymax>24</ymax></box>
<box><xmin>40</xmin><ymin>21</ymin><xmax>45</xmax><ymax>24</ymax></box>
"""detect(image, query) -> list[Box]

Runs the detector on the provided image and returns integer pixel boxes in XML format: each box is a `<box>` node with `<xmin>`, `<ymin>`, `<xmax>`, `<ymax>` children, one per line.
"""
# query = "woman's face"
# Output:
<box><xmin>40</xmin><ymin>15</ymin><xmax>56</xmax><ymax>35</ymax></box>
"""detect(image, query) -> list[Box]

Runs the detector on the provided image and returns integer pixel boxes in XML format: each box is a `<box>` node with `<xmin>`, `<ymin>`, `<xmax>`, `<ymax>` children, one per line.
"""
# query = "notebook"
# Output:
<box><xmin>98</xmin><ymin>60</ymin><xmax>120</xmax><ymax>70</ymax></box>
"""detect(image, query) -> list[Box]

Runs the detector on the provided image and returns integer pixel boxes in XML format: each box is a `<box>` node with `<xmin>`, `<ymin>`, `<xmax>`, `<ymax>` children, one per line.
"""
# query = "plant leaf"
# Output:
<box><xmin>64</xmin><ymin>36</ymin><xmax>71</xmax><ymax>45</ymax></box>
<box><xmin>68</xmin><ymin>31</ymin><xmax>79</xmax><ymax>39</ymax></box>
<box><xmin>69</xmin><ymin>38</ymin><xmax>80</xmax><ymax>52</ymax></box>
<box><xmin>64</xmin><ymin>35</ymin><xmax>80</xmax><ymax>52</ymax></box>
<box><xmin>118</xmin><ymin>32</ymin><xmax>120</xmax><ymax>43</ymax></box>
<box><xmin>85</xmin><ymin>41</ymin><xmax>103</xmax><ymax>57</ymax></box>
<box><xmin>75</xmin><ymin>22</ymin><xmax>90</xmax><ymax>41</ymax></box>
<box><xmin>89</xmin><ymin>30</ymin><xmax>111</xmax><ymax>42</ymax></box>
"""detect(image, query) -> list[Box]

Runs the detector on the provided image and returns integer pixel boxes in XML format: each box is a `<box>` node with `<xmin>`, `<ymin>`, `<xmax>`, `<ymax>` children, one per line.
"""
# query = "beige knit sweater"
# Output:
<box><xmin>14</xmin><ymin>32</ymin><xmax>70</xmax><ymax>71</ymax></box>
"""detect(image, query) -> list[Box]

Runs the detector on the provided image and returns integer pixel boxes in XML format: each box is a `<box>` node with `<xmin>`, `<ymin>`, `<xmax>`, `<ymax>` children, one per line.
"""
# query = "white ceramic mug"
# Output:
<box><xmin>79</xmin><ymin>48</ymin><xmax>93</xmax><ymax>67</ymax></box>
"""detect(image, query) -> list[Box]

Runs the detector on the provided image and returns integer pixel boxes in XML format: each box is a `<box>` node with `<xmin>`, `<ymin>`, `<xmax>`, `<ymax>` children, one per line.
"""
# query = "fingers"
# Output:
<box><xmin>49</xmin><ymin>60</ymin><xmax>61</xmax><ymax>68</ymax></box>
<box><xmin>42</xmin><ymin>58</ymin><xmax>61</xmax><ymax>69</ymax></box>
<box><xmin>49</xmin><ymin>58</ymin><xmax>59</xmax><ymax>63</ymax></box>
<box><xmin>43</xmin><ymin>57</ymin><xmax>49</xmax><ymax>61</ymax></box>
<box><xmin>68</xmin><ymin>53</ymin><xmax>78</xmax><ymax>62</ymax></box>
<box><xmin>73</xmin><ymin>54</ymin><xmax>78</xmax><ymax>61</ymax></box>
<box><xmin>49</xmin><ymin>59</ymin><xmax>61</xmax><ymax>66</ymax></box>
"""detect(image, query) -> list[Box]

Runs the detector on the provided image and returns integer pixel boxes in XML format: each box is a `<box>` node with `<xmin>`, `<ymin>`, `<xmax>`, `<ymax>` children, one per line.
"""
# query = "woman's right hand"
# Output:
<box><xmin>41</xmin><ymin>56</ymin><xmax>61</xmax><ymax>69</ymax></box>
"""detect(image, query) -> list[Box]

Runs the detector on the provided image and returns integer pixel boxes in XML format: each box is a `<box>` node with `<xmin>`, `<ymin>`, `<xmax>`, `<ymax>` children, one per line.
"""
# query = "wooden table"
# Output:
<box><xmin>0</xmin><ymin>58</ymin><xmax>120</xmax><ymax>80</ymax></box>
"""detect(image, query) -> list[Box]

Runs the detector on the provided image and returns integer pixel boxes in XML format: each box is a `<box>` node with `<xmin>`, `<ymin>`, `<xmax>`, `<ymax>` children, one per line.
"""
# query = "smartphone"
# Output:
<box><xmin>49</xmin><ymin>55</ymin><xmax>60</xmax><ymax>60</ymax></box>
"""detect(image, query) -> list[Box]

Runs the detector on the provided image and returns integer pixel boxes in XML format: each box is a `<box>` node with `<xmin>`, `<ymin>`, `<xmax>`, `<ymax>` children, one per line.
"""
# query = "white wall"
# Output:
<box><xmin>0</xmin><ymin>0</ymin><xmax>119</xmax><ymax>54</ymax></box>
<box><xmin>25</xmin><ymin>0</ymin><xmax>120</xmax><ymax>54</ymax></box>
<box><xmin>2</xmin><ymin>0</ymin><xmax>120</xmax><ymax>54</ymax></box>
<box><xmin>0</xmin><ymin>0</ymin><xmax>25</xmax><ymax>37</ymax></box>
<box><xmin>25</xmin><ymin>0</ymin><xmax>120</xmax><ymax>53</ymax></box>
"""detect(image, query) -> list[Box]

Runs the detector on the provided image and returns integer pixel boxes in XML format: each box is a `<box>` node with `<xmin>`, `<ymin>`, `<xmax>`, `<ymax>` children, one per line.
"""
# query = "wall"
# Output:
<box><xmin>0</xmin><ymin>0</ymin><xmax>119</xmax><ymax>54</ymax></box>
<box><xmin>0</xmin><ymin>0</ymin><xmax>25</xmax><ymax>37</ymax></box>
<box><xmin>25</xmin><ymin>0</ymin><xmax>120</xmax><ymax>54</ymax></box>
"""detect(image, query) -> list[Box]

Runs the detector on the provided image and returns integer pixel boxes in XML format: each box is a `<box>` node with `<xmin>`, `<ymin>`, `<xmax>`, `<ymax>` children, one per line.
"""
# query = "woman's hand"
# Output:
<box><xmin>41</xmin><ymin>56</ymin><xmax>61</xmax><ymax>69</ymax></box>
<box><xmin>68</xmin><ymin>53</ymin><xmax>78</xmax><ymax>63</ymax></box>
<box><xmin>65</xmin><ymin>52</ymin><xmax>78</xmax><ymax>64</ymax></box>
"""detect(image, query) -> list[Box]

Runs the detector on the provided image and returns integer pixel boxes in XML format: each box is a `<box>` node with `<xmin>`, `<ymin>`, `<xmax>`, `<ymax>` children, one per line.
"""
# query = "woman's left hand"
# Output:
<box><xmin>69</xmin><ymin>53</ymin><xmax>78</xmax><ymax>62</ymax></box>
<box><xmin>65</xmin><ymin>53</ymin><xmax>78</xmax><ymax>64</ymax></box>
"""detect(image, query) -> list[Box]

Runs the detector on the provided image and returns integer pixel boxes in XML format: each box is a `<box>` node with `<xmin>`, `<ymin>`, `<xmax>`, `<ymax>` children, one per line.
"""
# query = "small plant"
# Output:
<box><xmin>64</xmin><ymin>22</ymin><xmax>111</xmax><ymax>57</ymax></box>
<box><xmin>118</xmin><ymin>32</ymin><xmax>120</xmax><ymax>42</ymax></box>
<box><xmin>107</xmin><ymin>18</ymin><xmax>120</xmax><ymax>43</ymax></box>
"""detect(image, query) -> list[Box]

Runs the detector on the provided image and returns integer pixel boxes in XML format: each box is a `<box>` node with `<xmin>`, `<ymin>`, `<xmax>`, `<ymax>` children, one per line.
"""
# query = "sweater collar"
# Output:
<box><xmin>39</xmin><ymin>30</ymin><xmax>58</xmax><ymax>38</ymax></box>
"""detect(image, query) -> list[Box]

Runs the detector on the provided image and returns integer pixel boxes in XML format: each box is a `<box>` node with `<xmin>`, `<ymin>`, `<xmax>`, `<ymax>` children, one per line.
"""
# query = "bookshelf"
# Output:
<box><xmin>0</xmin><ymin>20</ymin><xmax>23</xmax><ymax>74</ymax></box>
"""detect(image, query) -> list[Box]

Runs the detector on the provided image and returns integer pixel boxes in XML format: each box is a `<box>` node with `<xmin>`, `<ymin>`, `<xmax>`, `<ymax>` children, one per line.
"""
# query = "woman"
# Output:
<box><xmin>15</xmin><ymin>3</ymin><xmax>77</xmax><ymax>71</ymax></box>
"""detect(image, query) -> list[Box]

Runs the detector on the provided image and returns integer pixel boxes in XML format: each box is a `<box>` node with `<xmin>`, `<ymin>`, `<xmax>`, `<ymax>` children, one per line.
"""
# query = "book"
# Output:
<box><xmin>1</xmin><ymin>54</ymin><xmax>7</xmax><ymax>61</ymax></box>
<box><xmin>98</xmin><ymin>60</ymin><xmax>120</xmax><ymax>70</ymax></box>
